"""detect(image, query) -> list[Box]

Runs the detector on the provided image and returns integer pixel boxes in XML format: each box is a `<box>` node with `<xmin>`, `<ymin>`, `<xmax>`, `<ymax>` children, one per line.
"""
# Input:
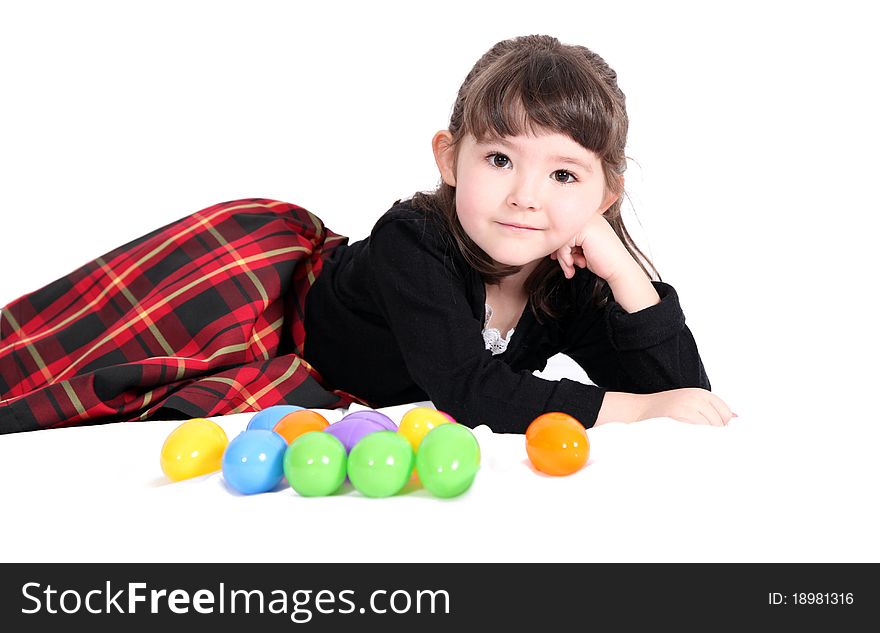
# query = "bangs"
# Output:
<box><xmin>461</xmin><ymin>50</ymin><xmax>620</xmax><ymax>157</ymax></box>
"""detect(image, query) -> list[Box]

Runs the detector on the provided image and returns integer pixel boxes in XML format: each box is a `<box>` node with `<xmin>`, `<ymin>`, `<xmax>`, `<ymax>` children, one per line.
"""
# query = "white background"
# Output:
<box><xmin>1</xmin><ymin>1</ymin><xmax>879</xmax><ymax>563</ymax></box>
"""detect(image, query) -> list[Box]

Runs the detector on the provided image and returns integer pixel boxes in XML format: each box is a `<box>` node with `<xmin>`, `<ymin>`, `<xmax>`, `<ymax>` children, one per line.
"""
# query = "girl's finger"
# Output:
<box><xmin>562</xmin><ymin>255</ymin><xmax>575</xmax><ymax>278</ymax></box>
<box><xmin>703</xmin><ymin>406</ymin><xmax>723</xmax><ymax>427</ymax></box>
<box><xmin>707</xmin><ymin>395</ymin><xmax>733</xmax><ymax>425</ymax></box>
<box><xmin>552</xmin><ymin>250</ymin><xmax>570</xmax><ymax>277</ymax></box>
<box><xmin>560</xmin><ymin>262</ymin><xmax>571</xmax><ymax>278</ymax></box>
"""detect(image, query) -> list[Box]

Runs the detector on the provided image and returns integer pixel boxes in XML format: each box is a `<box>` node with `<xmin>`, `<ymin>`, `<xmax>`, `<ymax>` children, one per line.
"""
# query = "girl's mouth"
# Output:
<box><xmin>498</xmin><ymin>222</ymin><xmax>541</xmax><ymax>232</ymax></box>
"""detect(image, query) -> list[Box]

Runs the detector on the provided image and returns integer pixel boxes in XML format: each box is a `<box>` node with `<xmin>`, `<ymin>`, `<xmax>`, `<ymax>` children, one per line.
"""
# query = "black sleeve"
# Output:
<box><xmin>368</xmin><ymin>216</ymin><xmax>609</xmax><ymax>433</ymax></box>
<box><xmin>563</xmin><ymin>280</ymin><xmax>711</xmax><ymax>393</ymax></box>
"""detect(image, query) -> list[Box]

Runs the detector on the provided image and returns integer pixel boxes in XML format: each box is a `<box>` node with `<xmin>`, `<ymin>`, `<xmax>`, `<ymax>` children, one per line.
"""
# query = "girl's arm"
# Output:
<box><xmin>563</xmin><ymin>277</ymin><xmax>729</xmax><ymax>424</ymax></box>
<box><xmin>554</xmin><ymin>213</ymin><xmax>732</xmax><ymax>425</ymax></box>
<box><xmin>564</xmin><ymin>279</ymin><xmax>710</xmax><ymax>391</ymax></box>
<box><xmin>591</xmin><ymin>261</ymin><xmax>665</xmax><ymax>424</ymax></box>
<box><xmin>595</xmin><ymin>389</ymin><xmax>734</xmax><ymax>427</ymax></box>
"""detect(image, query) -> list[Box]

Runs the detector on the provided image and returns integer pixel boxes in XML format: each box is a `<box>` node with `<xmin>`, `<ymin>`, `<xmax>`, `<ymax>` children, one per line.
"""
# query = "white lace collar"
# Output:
<box><xmin>482</xmin><ymin>303</ymin><xmax>515</xmax><ymax>355</ymax></box>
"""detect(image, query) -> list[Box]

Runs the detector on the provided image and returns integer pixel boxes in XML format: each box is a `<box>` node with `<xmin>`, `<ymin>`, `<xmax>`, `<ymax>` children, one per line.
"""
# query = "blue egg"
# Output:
<box><xmin>246</xmin><ymin>405</ymin><xmax>305</xmax><ymax>431</ymax></box>
<box><xmin>222</xmin><ymin>430</ymin><xmax>288</xmax><ymax>494</ymax></box>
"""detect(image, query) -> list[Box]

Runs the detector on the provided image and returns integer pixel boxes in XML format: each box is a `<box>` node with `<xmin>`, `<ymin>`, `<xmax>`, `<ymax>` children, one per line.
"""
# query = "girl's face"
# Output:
<box><xmin>433</xmin><ymin>129</ymin><xmax>619</xmax><ymax>268</ymax></box>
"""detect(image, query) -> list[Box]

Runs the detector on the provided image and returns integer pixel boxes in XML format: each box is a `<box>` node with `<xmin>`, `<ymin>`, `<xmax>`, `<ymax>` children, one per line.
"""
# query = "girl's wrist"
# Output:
<box><xmin>605</xmin><ymin>257</ymin><xmax>649</xmax><ymax>286</ymax></box>
<box><xmin>606</xmin><ymin>261</ymin><xmax>660</xmax><ymax>313</ymax></box>
<box><xmin>595</xmin><ymin>391</ymin><xmax>647</xmax><ymax>425</ymax></box>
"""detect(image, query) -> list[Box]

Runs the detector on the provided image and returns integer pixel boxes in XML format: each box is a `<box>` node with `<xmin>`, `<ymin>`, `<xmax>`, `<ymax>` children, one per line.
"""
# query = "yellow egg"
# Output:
<box><xmin>398</xmin><ymin>407</ymin><xmax>452</xmax><ymax>452</ymax></box>
<box><xmin>160</xmin><ymin>418</ymin><xmax>229</xmax><ymax>481</ymax></box>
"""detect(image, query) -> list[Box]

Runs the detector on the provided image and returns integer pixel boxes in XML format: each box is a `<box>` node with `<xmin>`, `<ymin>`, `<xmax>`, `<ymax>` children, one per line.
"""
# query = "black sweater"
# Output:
<box><xmin>302</xmin><ymin>198</ymin><xmax>710</xmax><ymax>433</ymax></box>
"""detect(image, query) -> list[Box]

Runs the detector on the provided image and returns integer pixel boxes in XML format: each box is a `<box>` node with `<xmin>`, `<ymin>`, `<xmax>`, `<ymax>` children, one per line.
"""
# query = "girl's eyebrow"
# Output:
<box><xmin>477</xmin><ymin>137</ymin><xmax>593</xmax><ymax>172</ymax></box>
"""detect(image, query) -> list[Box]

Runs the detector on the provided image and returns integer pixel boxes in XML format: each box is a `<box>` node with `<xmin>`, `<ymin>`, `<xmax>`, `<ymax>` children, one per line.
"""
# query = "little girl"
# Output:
<box><xmin>0</xmin><ymin>34</ymin><xmax>734</xmax><ymax>434</ymax></box>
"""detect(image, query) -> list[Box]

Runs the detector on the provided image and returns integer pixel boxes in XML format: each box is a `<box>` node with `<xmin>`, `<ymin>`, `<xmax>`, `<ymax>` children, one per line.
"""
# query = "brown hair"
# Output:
<box><xmin>407</xmin><ymin>34</ymin><xmax>660</xmax><ymax>323</ymax></box>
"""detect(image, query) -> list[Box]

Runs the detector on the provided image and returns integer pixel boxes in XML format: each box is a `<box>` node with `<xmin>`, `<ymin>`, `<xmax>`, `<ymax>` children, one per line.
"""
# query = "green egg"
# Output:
<box><xmin>283</xmin><ymin>431</ymin><xmax>347</xmax><ymax>497</ymax></box>
<box><xmin>347</xmin><ymin>431</ymin><xmax>414</xmax><ymax>498</ymax></box>
<box><xmin>415</xmin><ymin>424</ymin><xmax>481</xmax><ymax>498</ymax></box>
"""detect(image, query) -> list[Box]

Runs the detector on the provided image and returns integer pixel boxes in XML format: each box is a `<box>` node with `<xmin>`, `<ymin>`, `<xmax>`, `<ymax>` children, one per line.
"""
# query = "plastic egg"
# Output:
<box><xmin>283</xmin><ymin>432</ymin><xmax>347</xmax><ymax>497</ymax></box>
<box><xmin>247</xmin><ymin>405</ymin><xmax>305</xmax><ymax>431</ymax></box>
<box><xmin>416</xmin><ymin>423</ymin><xmax>481</xmax><ymax>498</ymax></box>
<box><xmin>222</xmin><ymin>430</ymin><xmax>288</xmax><ymax>494</ymax></box>
<box><xmin>347</xmin><ymin>431</ymin><xmax>414</xmax><ymax>498</ymax></box>
<box><xmin>160</xmin><ymin>418</ymin><xmax>229</xmax><ymax>481</ymax></box>
<box><xmin>325</xmin><ymin>416</ymin><xmax>387</xmax><ymax>453</ymax></box>
<box><xmin>398</xmin><ymin>407</ymin><xmax>452</xmax><ymax>452</ymax></box>
<box><xmin>273</xmin><ymin>409</ymin><xmax>329</xmax><ymax>444</ymax></box>
<box><xmin>525</xmin><ymin>412</ymin><xmax>590</xmax><ymax>476</ymax></box>
<box><xmin>341</xmin><ymin>409</ymin><xmax>398</xmax><ymax>431</ymax></box>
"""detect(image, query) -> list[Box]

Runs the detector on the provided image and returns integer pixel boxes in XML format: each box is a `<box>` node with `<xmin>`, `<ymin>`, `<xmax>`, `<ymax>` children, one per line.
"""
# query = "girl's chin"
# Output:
<box><xmin>487</xmin><ymin>253</ymin><xmax>542</xmax><ymax>268</ymax></box>
<box><xmin>478</xmin><ymin>242</ymin><xmax>546</xmax><ymax>267</ymax></box>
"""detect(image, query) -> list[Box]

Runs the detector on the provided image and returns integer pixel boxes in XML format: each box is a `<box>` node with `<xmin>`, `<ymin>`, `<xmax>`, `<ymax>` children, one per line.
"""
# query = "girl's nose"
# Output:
<box><xmin>506</xmin><ymin>174</ymin><xmax>542</xmax><ymax>210</ymax></box>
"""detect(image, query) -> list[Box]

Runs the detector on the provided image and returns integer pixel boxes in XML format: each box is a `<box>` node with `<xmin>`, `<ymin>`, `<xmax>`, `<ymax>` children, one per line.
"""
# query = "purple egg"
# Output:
<box><xmin>324</xmin><ymin>417</ymin><xmax>387</xmax><ymax>453</ymax></box>
<box><xmin>341</xmin><ymin>410</ymin><xmax>397</xmax><ymax>431</ymax></box>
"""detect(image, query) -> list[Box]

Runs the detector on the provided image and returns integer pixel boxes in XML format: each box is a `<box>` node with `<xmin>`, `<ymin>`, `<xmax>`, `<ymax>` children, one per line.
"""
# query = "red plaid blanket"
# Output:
<box><xmin>0</xmin><ymin>198</ymin><xmax>369</xmax><ymax>434</ymax></box>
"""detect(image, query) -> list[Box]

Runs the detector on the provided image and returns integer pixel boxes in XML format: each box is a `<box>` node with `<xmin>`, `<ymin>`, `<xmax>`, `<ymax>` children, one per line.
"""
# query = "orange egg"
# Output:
<box><xmin>525</xmin><ymin>412</ymin><xmax>590</xmax><ymax>476</ymax></box>
<box><xmin>409</xmin><ymin>468</ymin><xmax>421</xmax><ymax>486</ymax></box>
<box><xmin>273</xmin><ymin>409</ymin><xmax>329</xmax><ymax>444</ymax></box>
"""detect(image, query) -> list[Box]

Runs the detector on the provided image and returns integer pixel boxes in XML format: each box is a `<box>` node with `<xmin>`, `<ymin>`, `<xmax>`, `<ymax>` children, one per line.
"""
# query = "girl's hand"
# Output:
<box><xmin>637</xmin><ymin>388</ymin><xmax>736</xmax><ymax>426</ymax></box>
<box><xmin>549</xmin><ymin>213</ymin><xmax>634</xmax><ymax>281</ymax></box>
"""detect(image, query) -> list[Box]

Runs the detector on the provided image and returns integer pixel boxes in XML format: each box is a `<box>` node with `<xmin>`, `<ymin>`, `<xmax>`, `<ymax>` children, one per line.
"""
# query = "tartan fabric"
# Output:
<box><xmin>0</xmin><ymin>198</ymin><xmax>371</xmax><ymax>434</ymax></box>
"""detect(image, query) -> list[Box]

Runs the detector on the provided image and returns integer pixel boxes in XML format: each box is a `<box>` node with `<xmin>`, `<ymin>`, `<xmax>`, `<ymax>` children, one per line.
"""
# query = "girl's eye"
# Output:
<box><xmin>484</xmin><ymin>152</ymin><xmax>579</xmax><ymax>185</ymax></box>
<box><xmin>487</xmin><ymin>152</ymin><xmax>510</xmax><ymax>168</ymax></box>
<box><xmin>553</xmin><ymin>170</ymin><xmax>577</xmax><ymax>185</ymax></box>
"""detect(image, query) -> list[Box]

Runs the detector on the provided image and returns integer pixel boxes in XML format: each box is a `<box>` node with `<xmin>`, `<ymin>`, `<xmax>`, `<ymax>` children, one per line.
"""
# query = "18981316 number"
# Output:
<box><xmin>769</xmin><ymin>593</ymin><xmax>854</xmax><ymax>606</ymax></box>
